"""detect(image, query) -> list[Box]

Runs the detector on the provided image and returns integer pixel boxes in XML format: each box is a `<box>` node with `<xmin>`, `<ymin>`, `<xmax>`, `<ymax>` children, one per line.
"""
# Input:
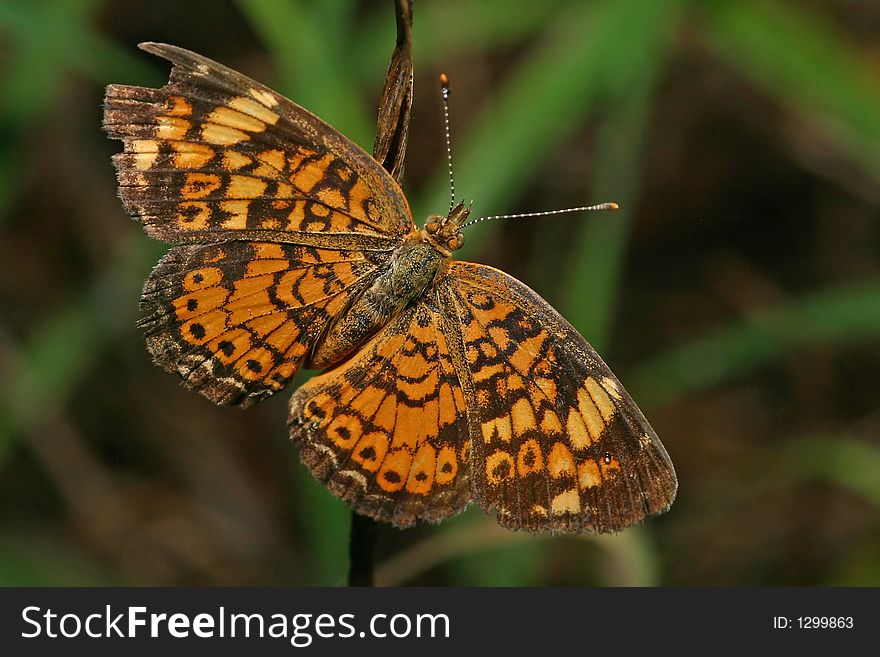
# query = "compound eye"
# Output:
<box><xmin>447</xmin><ymin>233</ymin><xmax>465</xmax><ymax>251</ymax></box>
<box><xmin>425</xmin><ymin>222</ymin><xmax>440</xmax><ymax>234</ymax></box>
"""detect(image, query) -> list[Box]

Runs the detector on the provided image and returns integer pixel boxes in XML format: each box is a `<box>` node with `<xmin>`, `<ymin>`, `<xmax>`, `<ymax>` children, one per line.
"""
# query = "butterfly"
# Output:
<box><xmin>104</xmin><ymin>43</ymin><xmax>676</xmax><ymax>532</ymax></box>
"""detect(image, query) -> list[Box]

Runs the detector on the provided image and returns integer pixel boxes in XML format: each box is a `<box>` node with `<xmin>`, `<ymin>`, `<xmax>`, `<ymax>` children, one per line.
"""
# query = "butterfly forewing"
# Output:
<box><xmin>104</xmin><ymin>43</ymin><xmax>414</xmax><ymax>245</ymax></box>
<box><xmin>442</xmin><ymin>262</ymin><xmax>677</xmax><ymax>532</ymax></box>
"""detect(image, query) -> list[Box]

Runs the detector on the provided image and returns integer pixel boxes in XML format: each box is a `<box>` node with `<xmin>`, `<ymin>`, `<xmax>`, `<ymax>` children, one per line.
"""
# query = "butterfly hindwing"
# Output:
<box><xmin>288</xmin><ymin>291</ymin><xmax>472</xmax><ymax>527</ymax></box>
<box><xmin>442</xmin><ymin>262</ymin><xmax>677</xmax><ymax>532</ymax></box>
<box><xmin>140</xmin><ymin>240</ymin><xmax>387</xmax><ymax>406</ymax></box>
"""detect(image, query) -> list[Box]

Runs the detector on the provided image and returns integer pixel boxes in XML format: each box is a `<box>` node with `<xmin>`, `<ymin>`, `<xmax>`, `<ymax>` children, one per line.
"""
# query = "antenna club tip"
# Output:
<box><xmin>607</xmin><ymin>202</ymin><xmax>619</xmax><ymax>210</ymax></box>
<box><xmin>439</xmin><ymin>73</ymin><xmax>450</xmax><ymax>90</ymax></box>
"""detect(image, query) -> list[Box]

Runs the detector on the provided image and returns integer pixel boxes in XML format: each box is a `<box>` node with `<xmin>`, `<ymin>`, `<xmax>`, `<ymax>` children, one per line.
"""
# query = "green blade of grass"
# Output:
<box><xmin>561</xmin><ymin>0</ymin><xmax>686</xmax><ymax>351</ymax></box>
<box><xmin>413</xmin><ymin>0</ymin><xmax>687</xmax><ymax>261</ymax></box>
<box><xmin>290</xmin><ymin>459</ymin><xmax>352</xmax><ymax>585</ymax></box>
<box><xmin>0</xmin><ymin>1</ymin><xmax>156</xmax><ymax>223</ymax></box>
<box><xmin>701</xmin><ymin>0</ymin><xmax>880</xmax><ymax>181</ymax></box>
<box><xmin>234</xmin><ymin>0</ymin><xmax>374</xmax><ymax>146</ymax></box>
<box><xmin>377</xmin><ymin>514</ymin><xmax>659</xmax><ymax>586</ymax></box>
<box><xmin>0</xmin><ymin>533</ymin><xmax>117</xmax><ymax>586</ymax></box>
<box><xmin>629</xmin><ymin>279</ymin><xmax>880</xmax><ymax>410</ymax></box>
<box><xmin>776</xmin><ymin>436</ymin><xmax>880</xmax><ymax>508</ymax></box>
<box><xmin>353</xmin><ymin>0</ymin><xmax>557</xmax><ymax>77</ymax></box>
<box><xmin>0</xmin><ymin>236</ymin><xmax>158</xmax><ymax>464</ymax></box>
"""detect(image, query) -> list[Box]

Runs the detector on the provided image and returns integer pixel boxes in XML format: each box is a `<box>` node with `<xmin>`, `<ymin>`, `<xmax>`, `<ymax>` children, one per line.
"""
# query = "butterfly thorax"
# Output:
<box><xmin>309</xmin><ymin>203</ymin><xmax>471</xmax><ymax>370</ymax></box>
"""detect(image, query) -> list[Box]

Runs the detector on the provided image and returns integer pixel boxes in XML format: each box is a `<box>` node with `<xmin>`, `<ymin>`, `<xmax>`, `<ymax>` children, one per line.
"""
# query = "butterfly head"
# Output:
<box><xmin>423</xmin><ymin>201</ymin><xmax>471</xmax><ymax>255</ymax></box>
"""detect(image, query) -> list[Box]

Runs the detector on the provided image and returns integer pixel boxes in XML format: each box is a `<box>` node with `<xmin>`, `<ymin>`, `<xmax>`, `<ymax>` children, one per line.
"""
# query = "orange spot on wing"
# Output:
<box><xmin>576</xmin><ymin>386</ymin><xmax>606</xmax><ymax>441</ymax></box>
<box><xmin>473</xmin><ymin>362</ymin><xmax>504</xmax><ymax>383</ymax></box>
<box><xmin>352</xmin><ymin>433</ymin><xmax>390</xmax><ymax>472</ymax></box>
<box><xmin>378</xmin><ymin>449</ymin><xmax>412</xmax><ymax>492</ymax></box>
<box><xmin>246</xmin><ymin>312</ymin><xmax>286</xmax><ymax>337</ymax></box>
<box><xmin>310</xmin><ymin>203</ymin><xmax>330</xmax><ymax>218</ymax></box>
<box><xmin>247</xmin><ymin>87</ymin><xmax>278</xmax><ymax>108</ymax></box>
<box><xmin>181</xmin><ymin>173</ymin><xmax>221</xmax><ymax>199</ymax></box>
<box><xmin>219</xmin><ymin>200</ymin><xmax>249</xmax><ymax>229</ymax></box>
<box><xmin>252</xmin><ymin>242</ymin><xmax>285</xmax><ymax>260</ymax></box>
<box><xmin>508</xmin><ymin>329</ymin><xmax>548</xmax><ymax>374</ymax></box>
<box><xmin>176</xmin><ymin>201</ymin><xmax>212</xmax><ymax>229</ymax></box>
<box><xmin>130</xmin><ymin>139</ymin><xmax>158</xmax><ymax>170</ymax></box>
<box><xmin>326</xmin><ymin>210</ymin><xmax>353</xmax><ymax>231</ymax></box>
<box><xmin>548</xmin><ymin>442</ymin><xmax>576</xmax><ymax>478</ymax></box>
<box><xmin>228</xmin><ymin>95</ymin><xmax>280</xmax><ymax>125</ymax></box>
<box><xmin>166</xmin><ymin>96</ymin><xmax>192</xmax><ymax>116</ymax></box>
<box><xmin>578</xmin><ymin>461</ymin><xmax>601</xmax><ymax>489</ymax></box>
<box><xmin>438</xmin><ymin>383</ymin><xmax>460</xmax><ymax>426</ymax></box>
<box><xmin>183</xmin><ymin>266</ymin><xmax>223</xmax><ymax>291</ymax></box>
<box><xmin>285</xmin><ymin>200</ymin><xmax>308</xmax><ymax>230</ymax></box>
<box><xmin>201</xmin><ymin>123</ymin><xmax>250</xmax><ymax>145</ymax></box>
<box><xmin>156</xmin><ymin>115</ymin><xmax>190</xmax><ymax>139</ymax></box>
<box><xmin>230</xmin><ymin>273</ymin><xmax>273</xmax><ymax>301</ymax></box>
<box><xmin>256</xmin><ymin>149</ymin><xmax>286</xmax><ymax>173</ymax></box>
<box><xmin>550</xmin><ymin>489</ymin><xmax>580</xmax><ymax>515</ymax></box>
<box><xmin>227</xmin><ymin>175</ymin><xmax>268</xmax><ymax>199</ymax></box>
<box><xmin>485</xmin><ymin>450</ymin><xmax>514</xmax><ymax>485</ymax></box>
<box><xmin>264</xmin><ymin>319</ymin><xmax>300</xmax><ymax>353</ymax></box>
<box><xmin>222</xmin><ymin>150</ymin><xmax>252</xmax><ymax>170</ymax></box>
<box><xmin>208</xmin><ymin>328</ymin><xmax>251</xmax><ymax>365</ymax></box>
<box><xmin>406</xmin><ymin>443</ymin><xmax>436</xmax><ymax>495</ymax></box>
<box><xmin>245</xmin><ymin>258</ymin><xmax>288</xmax><ymax>277</ymax></box>
<box><xmin>287</xmin><ymin>147</ymin><xmax>316</xmax><ymax>172</ymax></box>
<box><xmin>207</xmin><ymin>106</ymin><xmax>266</xmax><ymax>133</ymax></box>
<box><xmin>325</xmin><ymin>413</ymin><xmax>362</xmax><ymax>450</ymax></box>
<box><xmin>171</xmin><ymin>141</ymin><xmax>214</xmax><ymax>169</ymax></box>
<box><xmin>346</xmin><ymin>178</ymin><xmax>371</xmax><ymax>222</ymax></box>
<box><xmin>435</xmin><ymin>446</ymin><xmax>458</xmax><ymax>485</ymax></box>
<box><xmin>488</xmin><ymin>326</ymin><xmax>511</xmax><ymax>350</ymax></box>
<box><xmin>291</xmin><ymin>154</ymin><xmax>332</xmax><ymax>193</ymax></box>
<box><xmin>173</xmin><ymin>286</ymin><xmax>229</xmax><ymax>321</ymax></box>
<box><xmin>586</xmin><ymin>377</ymin><xmax>616</xmax><ymax>421</ymax></box>
<box><xmin>533</xmin><ymin>377</ymin><xmax>558</xmax><ymax>404</ymax></box>
<box><xmin>181</xmin><ymin>310</ymin><xmax>226</xmax><ymax>345</ymax></box>
<box><xmin>510</xmin><ymin>398</ymin><xmax>537</xmax><ymax>436</ymax></box>
<box><xmin>236</xmin><ymin>346</ymin><xmax>276</xmax><ymax>381</ymax></box>
<box><xmin>481</xmin><ymin>415</ymin><xmax>512</xmax><ymax>443</ymax></box>
<box><xmin>516</xmin><ymin>438</ymin><xmax>543</xmax><ymax>476</ymax></box>
<box><xmin>372</xmin><ymin>394</ymin><xmax>397</xmax><ymax>432</ymax></box>
<box><xmin>391</xmin><ymin>405</ymin><xmax>423</xmax><ymax>451</ymax></box>
<box><xmin>316</xmin><ymin>187</ymin><xmax>345</xmax><ymax>209</ymax></box>
<box><xmin>566</xmin><ymin>408</ymin><xmax>592</xmax><ymax>450</ymax></box>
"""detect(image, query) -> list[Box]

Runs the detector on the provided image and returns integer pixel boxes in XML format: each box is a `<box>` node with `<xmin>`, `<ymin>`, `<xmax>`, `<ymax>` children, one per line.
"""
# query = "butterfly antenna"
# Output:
<box><xmin>440</xmin><ymin>73</ymin><xmax>457</xmax><ymax>214</ymax></box>
<box><xmin>461</xmin><ymin>202</ymin><xmax>619</xmax><ymax>229</ymax></box>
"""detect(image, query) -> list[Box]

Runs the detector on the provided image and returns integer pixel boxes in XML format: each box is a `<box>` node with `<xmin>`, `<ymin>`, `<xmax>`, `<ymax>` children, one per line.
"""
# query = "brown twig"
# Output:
<box><xmin>346</xmin><ymin>0</ymin><xmax>414</xmax><ymax>587</ymax></box>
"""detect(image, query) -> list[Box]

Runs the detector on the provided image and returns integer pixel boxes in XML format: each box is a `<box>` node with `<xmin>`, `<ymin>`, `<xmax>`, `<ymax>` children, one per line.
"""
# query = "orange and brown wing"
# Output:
<box><xmin>441</xmin><ymin>262</ymin><xmax>677</xmax><ymax>533</ymax></box>
<box><xmin>288</xmin><ymin>291</ymin><xmax>471</xmax><ymax>527</ymax></box>
<box><xmin>103</xmin><ymin>42</ymin><xmax>414</xmax><ymax>245</ymax></box>
<box><xmin>104</xmin><ymin>43</ymin><xmax>417</xmax><ymax>406</ymax></box>
<box><xmin>140</xmin><ymin>241</ymin><xmax>383</xmax><ymax>407</ymax></box>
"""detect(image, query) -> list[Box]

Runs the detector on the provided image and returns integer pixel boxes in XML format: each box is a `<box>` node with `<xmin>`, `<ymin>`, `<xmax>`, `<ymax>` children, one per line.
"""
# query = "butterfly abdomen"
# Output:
<box><xmin>308</xmin><ymin>232</ymin><xmax>447</xmax><ymax>369</ymax></box>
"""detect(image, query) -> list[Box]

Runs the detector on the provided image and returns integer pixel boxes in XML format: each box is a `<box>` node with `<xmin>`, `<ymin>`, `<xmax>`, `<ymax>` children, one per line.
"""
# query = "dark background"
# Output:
<box><xmin>1</xmin><ymin>0</ymin><xmax>878</xmax><ymax>586</ymax></box>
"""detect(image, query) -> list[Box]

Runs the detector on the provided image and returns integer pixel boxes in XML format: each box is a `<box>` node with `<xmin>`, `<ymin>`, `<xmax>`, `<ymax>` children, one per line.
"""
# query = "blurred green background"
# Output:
<box><xmin>1</xmin><ymin>0</ymin><xmax>879</xmax><ymax>586</ymax></box>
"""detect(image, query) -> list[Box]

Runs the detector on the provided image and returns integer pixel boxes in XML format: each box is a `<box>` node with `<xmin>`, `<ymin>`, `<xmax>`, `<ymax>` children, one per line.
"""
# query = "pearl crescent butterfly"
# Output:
<box><xmin>104</xmin><ymin>43</ymin><xmax>677</xmax><ymax>532</ymax></box>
